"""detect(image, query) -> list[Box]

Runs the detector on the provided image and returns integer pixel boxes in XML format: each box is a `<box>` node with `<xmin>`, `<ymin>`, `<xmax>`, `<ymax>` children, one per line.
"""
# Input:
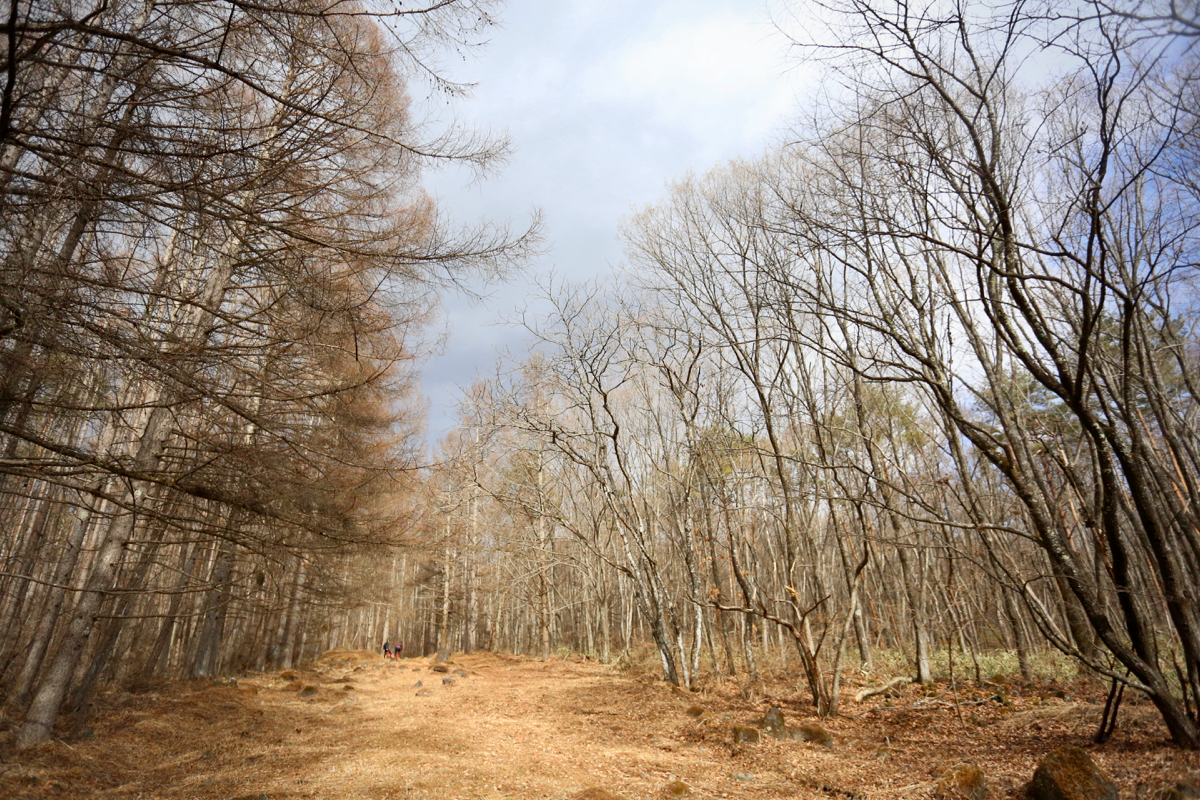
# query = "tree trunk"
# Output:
<box><xmin>16</xmin><ymin>402</ymin><xmax>172</xmax><ymax>747</ymax></box>
<box><xmin>191</xmin><ymin>540</ymin><xmax>237</xmax><ymax>678</ymax></box>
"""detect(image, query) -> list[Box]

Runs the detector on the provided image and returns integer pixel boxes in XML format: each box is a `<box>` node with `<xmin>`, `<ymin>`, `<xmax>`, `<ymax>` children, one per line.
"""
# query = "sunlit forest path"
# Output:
<box><xmin>2</xmin><ymin>651</ymin><xmax>1194</xmax><ymax>800</ymax></box>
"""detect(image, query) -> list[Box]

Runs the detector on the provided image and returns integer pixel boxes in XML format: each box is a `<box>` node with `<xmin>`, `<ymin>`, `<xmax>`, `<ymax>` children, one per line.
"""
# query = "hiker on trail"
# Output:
<box><xmin>395</xmin><ymin>640</ymin><xmax>403</xmax><ymax>658</ymax></box>
<box><xmin>383</xmin><ymin>640</ymin><xmax>392</xmax><ymax>658</ymax></box>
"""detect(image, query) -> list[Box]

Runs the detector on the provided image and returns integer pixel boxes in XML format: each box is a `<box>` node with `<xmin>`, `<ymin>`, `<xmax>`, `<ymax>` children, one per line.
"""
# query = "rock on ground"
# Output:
<box><xmin>761</xmin><ymin>707</ymin><xmax>786</xmax><ymax>737</ymax></box>
<box><xmin>1026</xmin><ymin>746</ymin><xmax>1117</xmax><ymax>800</ymax></box>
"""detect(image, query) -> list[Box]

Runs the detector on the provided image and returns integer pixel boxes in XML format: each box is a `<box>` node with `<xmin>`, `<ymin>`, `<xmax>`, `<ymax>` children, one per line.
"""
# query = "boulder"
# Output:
<box><xmin>434</xmin><ymin>648</ymin><xmax>452</xmax><ymax>663</ymax></box>
<box><xmin>935</xmin><ymin>763</ymin><xmax>988</xmax><ymax>800</ymax></box>
<box><xmin>453</xmin><ymin>669</ymin><xmax>468</xmax><ymax>677</ymax></box>
<box><xmin>299</xmin><ymin>685</ymin><xmax>318</xmax><ymax>697</ymax></box>
<box><xmin>761</xmin><ymin>706</ymin><xmax>786</xmax><ymax>738</ymax></box>
<box><xmin>1026</xmin><ymin>747</ymin><xmax>1117</xmax><ymax>800</ymax></box>
<box><xmin>664</xmin><ymin>779</ymin><xmax>692</xmax><ymax>796</ymax></box>
<box><xmin>431</xmin><ymin>664</ymin><xmax>450</xmax><ymax>673</ymax></box>
<box><xmin>732</xmin><ymin>725</ymin><xmax>760</xmax><ymax>743</ymax></box>
<box><xmin>442</xmin><ymin>677</ymin><xmax>455</xmax><ymax>685</ymax></box>
<box><xmin>685</xmin><ymin>705</ymin><xmax>706</xmax><ymax>719</ymax></box>
<box><xmin>788</xmin><ymin>722</ymin><xmax>833</xmax><ymax>748</ymax></box>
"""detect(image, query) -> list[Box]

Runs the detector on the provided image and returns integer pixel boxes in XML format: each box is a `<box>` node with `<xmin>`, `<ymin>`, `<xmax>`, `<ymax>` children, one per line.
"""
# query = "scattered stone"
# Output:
<box><xmin>442</xmin><ymin>677</ymin><xmax>454</xmax><ymax>685</ymax></box>
<box><xmin>935</xmin><ymin>763</ymin><xmax>988</xmax><ymax>800</ymax></box>
<box><xmin>342</xmin><ymin>684</ymin><xmax>354</xmax><ymax>691</ymax></box>
<box><xmin>299</xmin><ymin>686</ymin><xmax>318</xmax><ymax>698</ymax></box>
<box><xmin>664</xmin><ymin>779</ymin><xmax>692</xmax><ymax>796</ymax></box>
<box><xmin>414</xmin><ymin>681</ymin><xmax>423</xmax><ymax>688</ymax></box>
<box><xmin>685</xmin><ymin>705</ymin><xmax>706</xmax><ymax>718</ymax></box>
<box><xmin>761</xmin><ymin>706</ymin><xmax>786</xmax><ymax>737</ymax></box>
<box><xmin>280</xmin><ymin>670</ymin><xmax>298</xmax><ymax>681</ymax></box>
<box><xmin>788</xmin><ymin>722</ymin><xmax>833</xmax><ymax>748</ymax></box>
<box><xmin>569</xmin><ymin>788</ymin><xmax>626</xmax><ymax>800</ymax></box>
<box><xmin>453</xmin><ymin>669</ymin><xmax>468</xmax><ymax>677</ymax></box>
<box><xmin>415</xmin><ymin>689</ymin><xmax>432</xmax><ymax>697</ymax></box>
<box><xmin>1026</xmin><ymin>746</ymin><xmax>1117</xmax><ymax>800</ymax></box>
<box><xmin>431</xmin><ymin>664</ymin><xmax>449</xmax><ymax>673</ymax></box>
<box><xmin>732</xmin><ymin>725</ymin><xmax>761</xmax><ymax>744</ymax></box>
<box><xmin>732</xmin><ymin>772</ymin><xmax>754</xmax><ymax>782</ymax></box>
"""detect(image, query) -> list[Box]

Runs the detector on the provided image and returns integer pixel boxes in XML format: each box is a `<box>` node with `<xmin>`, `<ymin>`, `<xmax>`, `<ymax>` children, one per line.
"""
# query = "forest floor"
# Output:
<box><xmin>0</xmin><ymin>650</ymin><xmax>1196</xmax><ymax>799</ymax></box>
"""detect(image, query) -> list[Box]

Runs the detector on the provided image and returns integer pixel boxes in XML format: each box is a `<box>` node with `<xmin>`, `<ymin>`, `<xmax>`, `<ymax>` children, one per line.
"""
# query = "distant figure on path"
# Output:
<box><xmin>383</xmin><ymin>640</ymin><xmax>392</xmax><ymax>658</ymax></box>
<box><xmin>396</xmin><ymin>640</ymin><xmax>403</xmax><ymax>657</ymax></box>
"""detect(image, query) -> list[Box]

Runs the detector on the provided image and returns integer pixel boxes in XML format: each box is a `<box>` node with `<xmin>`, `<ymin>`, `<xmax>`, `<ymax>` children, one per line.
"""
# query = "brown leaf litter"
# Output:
<box><xmin>0</xmin><ymin>650</ymin><xmax>1196</xmax><ymax>799</ymax></box>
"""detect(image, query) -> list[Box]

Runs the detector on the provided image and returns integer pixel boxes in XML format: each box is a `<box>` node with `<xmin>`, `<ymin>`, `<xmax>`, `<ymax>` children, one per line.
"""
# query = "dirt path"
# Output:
<box><xmin>2</xmin><ymin>652</ymin><xmax>759</xmax><ymax>800</ymax></box>
<box><xmin>0</xmin><ymin>651</ymin><xmax>1196</xmax><ymax>799</ymax></box>
<box><xmin>249</xmin><ymin>652</ymin><xmax>723</xmax><ymax>799</ymax></box>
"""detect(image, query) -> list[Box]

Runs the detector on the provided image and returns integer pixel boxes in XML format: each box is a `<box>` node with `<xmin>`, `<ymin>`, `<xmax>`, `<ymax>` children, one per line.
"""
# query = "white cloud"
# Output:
<box><xmin>588</xmin><ymin>11</ymin><xmax>795</xmax><ymax>144</ymax></box>
<box><xmin>421</xmin><ymin>0</ymin><xmax>816</xmax><ymax>439</ymax></box>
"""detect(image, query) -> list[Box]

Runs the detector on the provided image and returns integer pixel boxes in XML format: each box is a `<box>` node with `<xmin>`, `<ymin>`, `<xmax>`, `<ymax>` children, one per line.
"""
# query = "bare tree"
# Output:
<box><xmin>0</xmin><ymin>0</ymin><xmax>533</xmax><ymax>747</ymax></box>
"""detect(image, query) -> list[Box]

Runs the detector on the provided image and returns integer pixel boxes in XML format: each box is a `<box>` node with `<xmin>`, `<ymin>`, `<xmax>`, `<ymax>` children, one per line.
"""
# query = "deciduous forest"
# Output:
<box><xmin>2</xmin><ymin>0</ymin><xmax>1200</xmax><ymax>779</ymax></box>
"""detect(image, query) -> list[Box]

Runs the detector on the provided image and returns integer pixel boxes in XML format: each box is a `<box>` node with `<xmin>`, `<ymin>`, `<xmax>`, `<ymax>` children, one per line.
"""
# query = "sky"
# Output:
<box><xmin>420</xmin><ymin>0</ymin><xmax>815</xmax><ymax>440</ymax></box>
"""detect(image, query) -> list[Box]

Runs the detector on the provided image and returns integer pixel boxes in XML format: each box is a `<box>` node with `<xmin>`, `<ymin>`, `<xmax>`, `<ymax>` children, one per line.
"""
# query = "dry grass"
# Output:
<box><xmin>0</xmin><ymin>651</ymin><xmax>1195</xmax><ymax>799</ymax></box>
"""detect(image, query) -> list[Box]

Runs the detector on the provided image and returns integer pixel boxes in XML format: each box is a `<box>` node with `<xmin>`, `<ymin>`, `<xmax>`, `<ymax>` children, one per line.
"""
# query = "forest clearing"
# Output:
<box><xmin>0</xmin><ymin>650</ymin><xmax>1195</xmax><ymax>800</ymax></box>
